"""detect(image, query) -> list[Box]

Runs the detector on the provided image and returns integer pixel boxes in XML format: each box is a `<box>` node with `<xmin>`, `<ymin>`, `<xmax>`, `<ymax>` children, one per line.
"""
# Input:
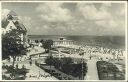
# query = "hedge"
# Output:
<box><xmin>97</xmin><ymin>61</ymin><xmax>125</xmax><ymax>80</ymax></box>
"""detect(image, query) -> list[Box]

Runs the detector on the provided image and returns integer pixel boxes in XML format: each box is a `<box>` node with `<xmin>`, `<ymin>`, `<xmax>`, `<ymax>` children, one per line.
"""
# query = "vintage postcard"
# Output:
<box><xmin>1</xmin><ymin>1</ymin><xmax>127</xmax><ymax>81</ymax></box>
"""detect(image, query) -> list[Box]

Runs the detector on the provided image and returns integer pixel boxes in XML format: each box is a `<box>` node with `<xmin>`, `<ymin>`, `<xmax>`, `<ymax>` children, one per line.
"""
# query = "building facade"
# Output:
<box><xmin>2</xmin><ymin>11</ymin><xmax>27</xmax><ymax>44</ymax></box>
<box><xmin>53</xmin><ymin>37</ymin><xmax>74</xmax><ymax>47</ymax></box>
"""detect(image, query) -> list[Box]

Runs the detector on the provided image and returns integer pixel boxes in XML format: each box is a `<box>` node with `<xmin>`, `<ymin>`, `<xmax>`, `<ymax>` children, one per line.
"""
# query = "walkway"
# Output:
<box><xmin>25</xmin><ymin>64</ymin><xmax>58</xmax><ymax>80</ymax></box>
<box><xmin>85</xmin><ymin>59</ymin><xmax>99</xmax><ymax>80</ymax></box>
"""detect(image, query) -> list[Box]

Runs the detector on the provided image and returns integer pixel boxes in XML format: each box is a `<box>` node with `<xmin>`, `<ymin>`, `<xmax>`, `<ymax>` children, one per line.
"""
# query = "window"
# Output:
<box><xmin>10</xmin><ymin>26</ymin><xmax>12</xmax><ymax>29</ymax></box>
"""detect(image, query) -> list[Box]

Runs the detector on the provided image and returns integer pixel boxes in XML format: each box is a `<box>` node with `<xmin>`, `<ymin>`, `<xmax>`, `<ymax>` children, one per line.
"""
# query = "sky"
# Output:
<box><xmin>2</xmin><ymin>2</ymin><xmax>126</xmax><ymax>36</ymax></box>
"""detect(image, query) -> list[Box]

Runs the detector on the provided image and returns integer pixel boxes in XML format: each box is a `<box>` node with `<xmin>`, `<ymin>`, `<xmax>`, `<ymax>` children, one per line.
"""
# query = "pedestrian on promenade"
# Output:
<box><xmin>29</xmin><ymin>60</ymin><xmax>32</xmax><ymax>66</ymax></box>
<box><xmin>90</xmin><ymin>56</ymin><xmax>91</xmax><ymax>60</ymax></box>
<box><xmin>38</xmin><ymin>71</ymin><xmax>41</xmax><ymax>79</ymax></box>
<box><xmin>29</xmin><ymin>57</ymin><xmax>32</xmax><ymax>66</ymax></box>
<box><xmin>35</xmin><ymin>60</ymin><xmax>37</xmax><ymax>65</ymax></box>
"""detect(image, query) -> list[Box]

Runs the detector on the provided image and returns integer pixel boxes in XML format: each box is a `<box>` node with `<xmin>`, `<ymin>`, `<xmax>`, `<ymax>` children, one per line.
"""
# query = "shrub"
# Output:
<box><xmin>44</xmin><ymin>56</ymin><xmax>87</xmax><ymax>79</ymax></box>
<box><xmin>60</xmin><ymin>63</ymin><xmax>87</xmax><ymax>78</ymax></box>
<box><xmin>3</xmin><ymin>65</ymin><xmax>28</xmax><ymax>80</ymax></box>
<box><xmin>97</xmin><ymin>61</ymin><xmax>124</xmax><ymax>80</ymax></box>
<box><xmin>2</xmin><ymin>75</ymin><xmax>11</xmax><ymax>80</ymax></box>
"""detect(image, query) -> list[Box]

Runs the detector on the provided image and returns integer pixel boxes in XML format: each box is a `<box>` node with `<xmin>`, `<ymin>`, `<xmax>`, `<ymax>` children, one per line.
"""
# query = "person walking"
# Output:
<box><xmin>29</xmin><ymin>57</ymin><xmax>32</xmax><ymax>66</ymax></box>
<box><xmin>29</xmin><ymin>60</ymin><xmax>32</xmax><ymax>66</ymax></box>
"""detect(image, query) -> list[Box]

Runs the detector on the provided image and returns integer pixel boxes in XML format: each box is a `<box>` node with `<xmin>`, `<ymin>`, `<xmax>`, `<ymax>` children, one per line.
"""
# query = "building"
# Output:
<box><xmin>2</xmin><ymin>11</ymin><xmax>28</xmax><ymax>62</ymax></box>
<box><xmin>53</xmin><ymin>37</ymin><xmax>74</xmax><ymax>47</ymax></box>
<box><xmin>2</xmin><ymin>11</ymin><xmax>27</xmax><ymax>44</ymax></box>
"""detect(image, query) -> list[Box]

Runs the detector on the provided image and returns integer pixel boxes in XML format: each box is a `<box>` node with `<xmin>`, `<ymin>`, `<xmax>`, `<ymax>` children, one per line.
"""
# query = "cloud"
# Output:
<box><xmin>18</xmin><ymin>16</ymin><xmax>37</xmax><ymax>35</ymax></box>
<box><xmin>77</xmin><ymin>3</ymin><xmax>112</xmax><ymax>20</ymax></box>
<box><xmin>115</xmin><ymin>4</ymin><xmax>125</xmax><ymax>17</ymax></box>
<box><xmin>36</xmin><ymin>3</ymin><xmax>73</xmax><ymax>22</ymax></box>
<box><xmin>95</xmin><ymin>19</ymin><xmax>118</xmax><ymax>28</ymax></box>
<box><xmin>3</xmin><ymin>3</ymin><xmax>125</xmax><ymax>36</ymax></box>
<box><xmin>78</xmin><ymin>4</ymin><xmax>124</xmax><ymax>27</ymax></box>
<box><xmin>19</xmin><ymin>16</ymin><xmax>32</xmax><ymax>29</ymax></box>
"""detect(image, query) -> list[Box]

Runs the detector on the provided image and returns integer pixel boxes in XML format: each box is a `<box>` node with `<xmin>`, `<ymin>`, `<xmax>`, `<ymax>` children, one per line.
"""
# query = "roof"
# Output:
<box><xmin>7</xmin><ymin>13</ymin><xmax>18</xmax><ymax>20</ymax></box>
<box><xmin>2</xmin><ymin>10</ymin><xmax>27</xmax><ymax>33</ymax></box>
<box><xmin>2</xmin><ymin>19</ymin><xmax>27</xmax><ymax>33</ymax></box>
<box><xmin>2</xmin><ymin>18</ymin><xmax>9</xmax><ymax>28</ymax></box>
<box><xmin>14</xmin><ymin>21</ymin><xmax>27</xmax><ymax>33</ymax></box>
<box><xmin>12</xmin><ymin>16</ymin><xmax>19</xmax><ymax>20</ymax></box>
<box><xmin>8</xmin><ymin>11</ymin><xmax>17</xmax><ymax>16</ymax></box>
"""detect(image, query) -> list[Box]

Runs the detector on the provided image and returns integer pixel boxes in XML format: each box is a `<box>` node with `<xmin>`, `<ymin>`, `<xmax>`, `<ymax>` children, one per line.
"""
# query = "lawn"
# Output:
<box><xmin>36</xmin><ymin>56</ymin><xmax>87</xmax><ymax>80</ymax></box>
<box><xmin>96</xmin><ymin>61</ymin><xmax>125</xmax><ymax>80</ymax></box>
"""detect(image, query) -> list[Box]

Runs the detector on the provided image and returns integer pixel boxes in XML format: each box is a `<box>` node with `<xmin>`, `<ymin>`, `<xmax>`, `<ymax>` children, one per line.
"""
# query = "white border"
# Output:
<box><xmin>0</xmin><ymin>1</ymin><xmax>2</xmax><ymax>81</ymax></box>
<box><xmin>125</xmin><ymin>1</ymin><xmax>127</xmax><ymax>81</ymax></box>
<box><xmin>0</xmin><ymin>1</ymin><xmax>127</xmax><ymax>81</ymax></box>
<box><xmin>0</xmin><ymin>0</ymin><xmax>128</xmax><ymax>3</ymax></box>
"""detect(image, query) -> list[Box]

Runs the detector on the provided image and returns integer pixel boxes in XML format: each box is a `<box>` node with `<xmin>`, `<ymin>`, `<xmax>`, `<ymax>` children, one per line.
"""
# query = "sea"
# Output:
<box><xmin>28</xmin><ymin>35</ymin><xmax>125</xmax><ymax>49</ymax></box>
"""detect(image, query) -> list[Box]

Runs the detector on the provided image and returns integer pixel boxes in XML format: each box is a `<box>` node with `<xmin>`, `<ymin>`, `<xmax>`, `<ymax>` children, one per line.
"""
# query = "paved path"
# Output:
<box><xmin>25</xmin><ymin>64</ymin><xmax>58</xmax><ymax>80</ymax></box>
<box><xmin>85</xmin><ymin>59</ymin><xmax>99</xmax><ymax>80</ymax></box>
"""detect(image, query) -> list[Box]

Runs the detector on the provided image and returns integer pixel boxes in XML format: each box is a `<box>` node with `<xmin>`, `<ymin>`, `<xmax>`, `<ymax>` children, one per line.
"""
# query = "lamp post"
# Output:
<box><xmin>38</xmin><ymin>53</ymin><xmax>41</xmax><ymax>79</ymax></box>
<box><xmin>82</xmin><ymin>48</ymin><xmax>85</xmax><ymax>80</ymax></box>
<box><xmin>80</xmin><ymin>47</ymin><xmax>84</xmax><ymax>80</ymax></box>
<box><xmin>49</xmin><ymin>50</ymin><xmax>53</xmax><ymax>76</ymax></box>
<box><xmin>81</xmin><ymin>55</ymin><xmax>84</xmax><ymax>80</ymax></box>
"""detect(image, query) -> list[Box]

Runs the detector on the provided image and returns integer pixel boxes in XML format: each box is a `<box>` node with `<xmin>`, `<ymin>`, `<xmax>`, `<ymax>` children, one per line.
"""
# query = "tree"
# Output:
<box><xmin>61</xmin><ymin>57</ymin><xmax>73</xmax><ymax>65</ymax></box>
<box><xmin>43</xmin><ymin>39</ymin><xmax>53</xmax><ymax>52</ymax></box>
<box><xmin>2</xmin><ymin>29</ymin><xmax>27</xmax><ymax>67</ymax></box>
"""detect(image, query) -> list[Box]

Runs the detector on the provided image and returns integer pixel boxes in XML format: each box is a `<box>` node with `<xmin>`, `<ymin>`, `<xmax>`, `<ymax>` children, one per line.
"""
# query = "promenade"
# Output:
<box><xmin>85</xmin><ymin>59</ymin><xmax>99</xmax><ymax>80</ymax></box>
<box><xmin>25</xmin><ymin>46</ymin><xmax>58</xmax><ymax>80</ymax></box>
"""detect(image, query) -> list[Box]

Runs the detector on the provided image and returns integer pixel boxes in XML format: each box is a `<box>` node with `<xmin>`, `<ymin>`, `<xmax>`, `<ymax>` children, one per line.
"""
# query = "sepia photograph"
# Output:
<box><xmin>1</xmin><ymin>1</ymin><xmax>127</xmax><ymax>81</ymax></box>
